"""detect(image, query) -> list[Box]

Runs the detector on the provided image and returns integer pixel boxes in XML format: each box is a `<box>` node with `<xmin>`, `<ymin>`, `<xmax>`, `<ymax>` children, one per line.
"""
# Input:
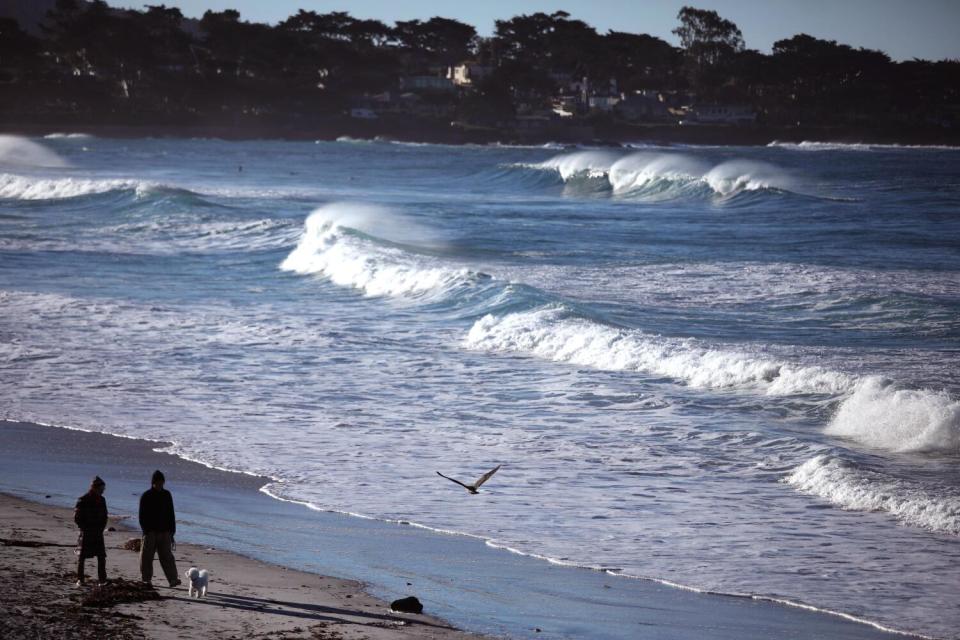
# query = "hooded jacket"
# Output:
<box><xmin>74</xmin><ymin>491</ymin><xmax>108</xmax><ymax>558</ymax></box>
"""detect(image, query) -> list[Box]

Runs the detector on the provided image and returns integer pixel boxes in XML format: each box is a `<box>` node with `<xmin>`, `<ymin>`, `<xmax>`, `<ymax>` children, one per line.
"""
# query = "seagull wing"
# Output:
<box><xmin>436</xmin><ymin>471</ymin><xmax>472</xmax><ymax>491</ymax></box>
<box><xmin>473</xmin><ymin>464</ymin><xmax>501</xmax><ymax>488</ymax></box>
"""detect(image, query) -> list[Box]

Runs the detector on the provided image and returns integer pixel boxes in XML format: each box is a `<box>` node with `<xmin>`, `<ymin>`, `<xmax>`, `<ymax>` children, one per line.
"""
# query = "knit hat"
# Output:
<box><xmin>151</xmin><ymin>469</ymin><xmax>165</xmax><ymax>484</ymax></box>
<box><xmin>91</xmin><ymin>476</ymin><xmax>105</xmax><ymax>487</ymax></box>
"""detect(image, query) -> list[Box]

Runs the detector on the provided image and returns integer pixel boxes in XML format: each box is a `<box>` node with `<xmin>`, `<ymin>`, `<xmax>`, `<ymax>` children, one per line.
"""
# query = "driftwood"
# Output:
<box><xmin>1</xmin><ymin>537</ymin><xmax>73</xmax><ymax>547</ymax></box>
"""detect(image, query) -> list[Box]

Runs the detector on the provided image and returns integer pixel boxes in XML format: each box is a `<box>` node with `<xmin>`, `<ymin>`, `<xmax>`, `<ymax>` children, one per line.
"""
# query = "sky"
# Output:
<box><xmin>124</xmin><ymin>0</ymin><xmax>960</xmax><ymax>62</ymax></box>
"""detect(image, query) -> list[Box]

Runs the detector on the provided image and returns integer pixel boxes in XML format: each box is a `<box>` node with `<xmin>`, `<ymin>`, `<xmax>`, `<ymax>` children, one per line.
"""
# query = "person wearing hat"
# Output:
<box><xmin>138</xmin><ymin>469</ymin><xmax>181</xmax><ymax>587</ymax></box>
<box><xmin>74</xmin><ymin>475</ymin><xmax>108</xmax><ymax>586</ymax></box>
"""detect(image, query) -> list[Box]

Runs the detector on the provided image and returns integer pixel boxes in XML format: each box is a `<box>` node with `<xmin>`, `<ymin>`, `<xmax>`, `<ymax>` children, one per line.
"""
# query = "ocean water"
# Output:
<box><xmin>1</xmin><ymin>134</ymin><xmax>958</xmax><ymax>638</ymax></box>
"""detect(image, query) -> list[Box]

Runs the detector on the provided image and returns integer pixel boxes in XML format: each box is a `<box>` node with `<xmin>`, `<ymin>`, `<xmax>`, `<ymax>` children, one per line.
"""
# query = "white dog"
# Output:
<box><xmin>184</xmin><ymin>567</ymin><xmax>209</xmax><ymax>598</ymax></box>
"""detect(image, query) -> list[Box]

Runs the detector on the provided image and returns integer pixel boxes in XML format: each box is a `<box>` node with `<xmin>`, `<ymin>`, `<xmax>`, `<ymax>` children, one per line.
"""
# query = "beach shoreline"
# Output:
<box><xmin>0</xmin><ymin>490</ymin><xmax>485</xmax><ymax>640</ymax></box>
<box><xmin>0</xmin><ymin>420</ymin><xmax>926</xmax><ymax>640</ymax></box>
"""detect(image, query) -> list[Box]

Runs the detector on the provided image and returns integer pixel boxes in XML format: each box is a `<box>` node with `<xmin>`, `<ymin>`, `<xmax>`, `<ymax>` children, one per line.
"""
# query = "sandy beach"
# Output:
<box><xmin>0</xmin><ymin>491</ymin><xmax>482</xmax><ymax>640</ymax></box>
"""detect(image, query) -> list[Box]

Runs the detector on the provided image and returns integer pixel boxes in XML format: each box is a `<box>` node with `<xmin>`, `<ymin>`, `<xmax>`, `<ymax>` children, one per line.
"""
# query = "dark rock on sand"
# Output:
<box><xmin>122</xmin><ymin>538</ymin><xmax>142</xmax><ymax>552</ymax></box>
<box><xmin>390</xmin><ymin>596</ymin><xmax>423</xmax><ymax>614</ymax></box>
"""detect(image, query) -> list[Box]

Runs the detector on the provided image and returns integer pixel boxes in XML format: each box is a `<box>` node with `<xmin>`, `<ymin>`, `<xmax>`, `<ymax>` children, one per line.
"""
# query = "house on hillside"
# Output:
<box><xmin>448</xmin><ymin>62</ymin><xmax>492</xmax><ymax>87</ymax></box>
<box><xmin>616</xmin><ymin>90</ymin><xmax>670</xmax><ymax>121</ymax></box>
<box><xmin>588</xmin><ymin>95</ymin><xmax>621</xmax><ymax>112</ymax></box>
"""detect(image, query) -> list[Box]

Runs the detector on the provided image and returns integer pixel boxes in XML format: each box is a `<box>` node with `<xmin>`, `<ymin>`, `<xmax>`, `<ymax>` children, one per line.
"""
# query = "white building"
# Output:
<box><xmin>448</xmin><ymin>63</ymin><xmax>492</xmax><ymax>87</ymax></box>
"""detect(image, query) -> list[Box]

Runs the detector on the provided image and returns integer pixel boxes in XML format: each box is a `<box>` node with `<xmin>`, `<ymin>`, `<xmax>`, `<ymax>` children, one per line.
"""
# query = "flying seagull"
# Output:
<box><xmin>436</xmin><ymin>465</ymin><xmax>501</xmax><ymax>494</ymax></box>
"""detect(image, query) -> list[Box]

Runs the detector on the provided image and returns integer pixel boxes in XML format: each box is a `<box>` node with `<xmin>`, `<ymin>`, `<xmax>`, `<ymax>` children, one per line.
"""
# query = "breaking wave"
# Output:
<box><xmin>827</xmin><ymin>377</ymin><xmax>960</xmax><ymax>453</ymax></box>
<box><xmin>521</xmin><ymin>150</ymin><xmax>799</xmax><ymax>199</ymax></box>
<box><xmin>786</xmin><ymin>455</ymin><xmax>960</xmax><ymax>535</ymax></box>
<box><xmin>465</xmin><ymin>307</ymin><xmax>853</xmax><ymax>395</ymax></box>
<box><xmin>281</xmin><ymin>203</ymin><xmax>487</xmax><ymax>299</ymax></box>
<box><xmin>465</xmin><ymin>307</ymin><xmax>960</xmax><ymax>456</ymax></box>
<box><xmin>0</xmin><ymin>172</ymin><xmax>152</xmax><ymax>200</ymax></box>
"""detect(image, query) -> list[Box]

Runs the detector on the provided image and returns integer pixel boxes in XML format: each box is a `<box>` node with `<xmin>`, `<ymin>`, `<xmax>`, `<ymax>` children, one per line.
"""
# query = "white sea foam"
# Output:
<box><xmin>464</xmin><ymin>307</ymin><xmax>853</xmax><ymax>395</ymax></box>
<box><xmin>529</xmin><ymin>150</ymin><xmax>796</xmax><ymax>197</ymax></box>
<box><xmin>0</xmin><ymin>135</ymin><xmax>68</xmax><ymax>168</ymax></box>
<box><xmin>827</xmin><ymin>377</ymin><xmax>960</xmax><ymax>453</ymax></box>
<box><xmin>786</xmin><ymin>455</ymin><xmax>960</xmax><ymax>535</ymax></box>
<box><xmin>281</xmin><ymin>203</ymin><xmax>479</xmax><ymax>298</ymax></box>
<box><xmin>333</xmin><ymin>136</ymin><xmax>373</xmax><ymax>144</ymax></box>
<box><xmin>0</xmin><ymin>173</ymin><xmax>147</xmax><ymax>200</ymax></box>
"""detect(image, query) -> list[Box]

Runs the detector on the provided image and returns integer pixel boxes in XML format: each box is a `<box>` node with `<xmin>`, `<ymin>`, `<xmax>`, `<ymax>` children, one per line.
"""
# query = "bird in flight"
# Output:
<box><xmin>436</xmin><ymin>465</ymin><xmax>501</xmax><ymax>494</ymax></box>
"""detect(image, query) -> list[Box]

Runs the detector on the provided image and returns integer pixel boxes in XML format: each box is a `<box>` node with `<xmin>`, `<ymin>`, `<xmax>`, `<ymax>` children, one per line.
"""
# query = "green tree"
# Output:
<box><xmin>494</xmin><ymin>11</ymin><xmax>598</xmax><ymax>70</ymax></box>
<box><xmin>394</xmin><ymin>17</ymin><xmax>477</xmax><ymax>65</ymax></box>
<box><xmin>602</xmin><ymin>31</ymin><xmax>681</xmax><ymax>91</ymax></box>
<box><xmin>770</xmin><ymin>34</ymin><xmax>893</xmax><ymax>123</ymax></box>
<box><xmin>672</xmin><ymin>6</ymin><xmax>744</xmax><ymax>96</ymax></box>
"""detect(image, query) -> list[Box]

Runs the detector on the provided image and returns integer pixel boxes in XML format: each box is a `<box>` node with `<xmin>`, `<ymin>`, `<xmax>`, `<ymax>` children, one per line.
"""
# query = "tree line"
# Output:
<box><xmin>1</xmin><ymin>1</ymin><xmax>957</xmax><ymax>131</ymax></box>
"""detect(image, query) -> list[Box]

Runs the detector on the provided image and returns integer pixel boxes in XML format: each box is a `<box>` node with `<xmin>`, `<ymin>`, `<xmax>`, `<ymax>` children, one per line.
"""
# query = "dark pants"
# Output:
<box><xmin>77</xmin><ymin>554</ymin><xmax>106</xmax><ymax>583</ymax></box>
<box><xmin>139</xmin><ymin>531</ymin><xmax>178</xmax><ymax>585</ymax></box>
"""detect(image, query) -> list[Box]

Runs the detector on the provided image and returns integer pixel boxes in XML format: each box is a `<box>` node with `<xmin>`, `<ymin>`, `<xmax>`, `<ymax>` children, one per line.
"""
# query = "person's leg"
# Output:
<box><xmin>156</xmin><ymin>532</ymin><xmax>179</xmax><ymax>586</ymax></box>
<box><xmin>76</xmin><ymin>555</ymin><xmax>85</xmax><ymax>584</ymax></box>
<box><xmin>97</xmin><ymin>554</ymin><xmax>107</xmax><ymax>583</ymax></box>
<box><xmin>139</xmin><ymin>532</ymin><xmax>156</xmax><ymax>582</ymax></box>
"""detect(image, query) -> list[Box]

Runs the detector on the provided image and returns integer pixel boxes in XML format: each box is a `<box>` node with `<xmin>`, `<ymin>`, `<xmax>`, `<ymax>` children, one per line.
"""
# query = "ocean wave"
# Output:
<box><xmin>464</xmin><ymin>307</ymin><xmax>853</xmax><ymax>395</ymax></box>
<box><xmin>331</xmin><ymin>136</ymin><xmax>434</xmax><ymax>148</ymax></box>
<box><xmin>466</xmin><ymin>307</ymin><xmax>960</xmax><ymax>456</ymax></box>
<box><xmin>786</xmin><ymin>455</ymin><xmax>960</xmax><ymax>535</ymax></box>
<box><xmin>0</xmin><ymin>172</ymin><xmax>150</xmax><ymax>200</ymax></box>
<box><xmin>0</xmin><ymin>289</ymin><xmax>334</xmax><ymax>354</ymax></box>
<box><xmin>827</xmin><ymin>377</ymin><xmax>960</xmax><ymax>453</ymax></box>
<box><xmin>768</xmin><ymin>140</ymin><xmax>960</xmax><ymax>152</ymax></box>
<box><xmin>106</xmin><ymin>218</ymin><xmax>300</xmax><ymax>253</ymax></box>
<box><xmin>522</xmin><ymin>150</ymin><xmax>799</xmax><ymax>199</ymax></box>
<box><xmin>281</xmin><ymin>203</ymin><xmax>487</xmax><ymax>299</ymax></box>
<box><xmin>530</xmin><ymin>150</ymin><xmax>623</xmax><ymax>182</ymax></box>
<box><xmin>0</xmin><ymin>135</ymin><xmax>68</xmax><ymax>169</ymax></box>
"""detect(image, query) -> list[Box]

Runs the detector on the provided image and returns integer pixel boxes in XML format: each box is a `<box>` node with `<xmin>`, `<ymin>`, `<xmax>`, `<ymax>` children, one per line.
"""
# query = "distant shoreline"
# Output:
<box><xmin>4</xmin><ymin>117</ymin><xmax>958</xmax><ymax>148</ymax></box>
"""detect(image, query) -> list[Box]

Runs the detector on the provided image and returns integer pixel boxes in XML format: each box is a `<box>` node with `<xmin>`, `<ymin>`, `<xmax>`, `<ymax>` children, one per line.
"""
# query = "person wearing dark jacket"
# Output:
<box><xmin>138</xmin><ymin>469</ymin><xmax>180</xmax><ymax>587</ymax></box>
<box><xmin>74</xmin><ymin>475</ymin><xmax>108</xmax><ymax>586</ymax></box>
